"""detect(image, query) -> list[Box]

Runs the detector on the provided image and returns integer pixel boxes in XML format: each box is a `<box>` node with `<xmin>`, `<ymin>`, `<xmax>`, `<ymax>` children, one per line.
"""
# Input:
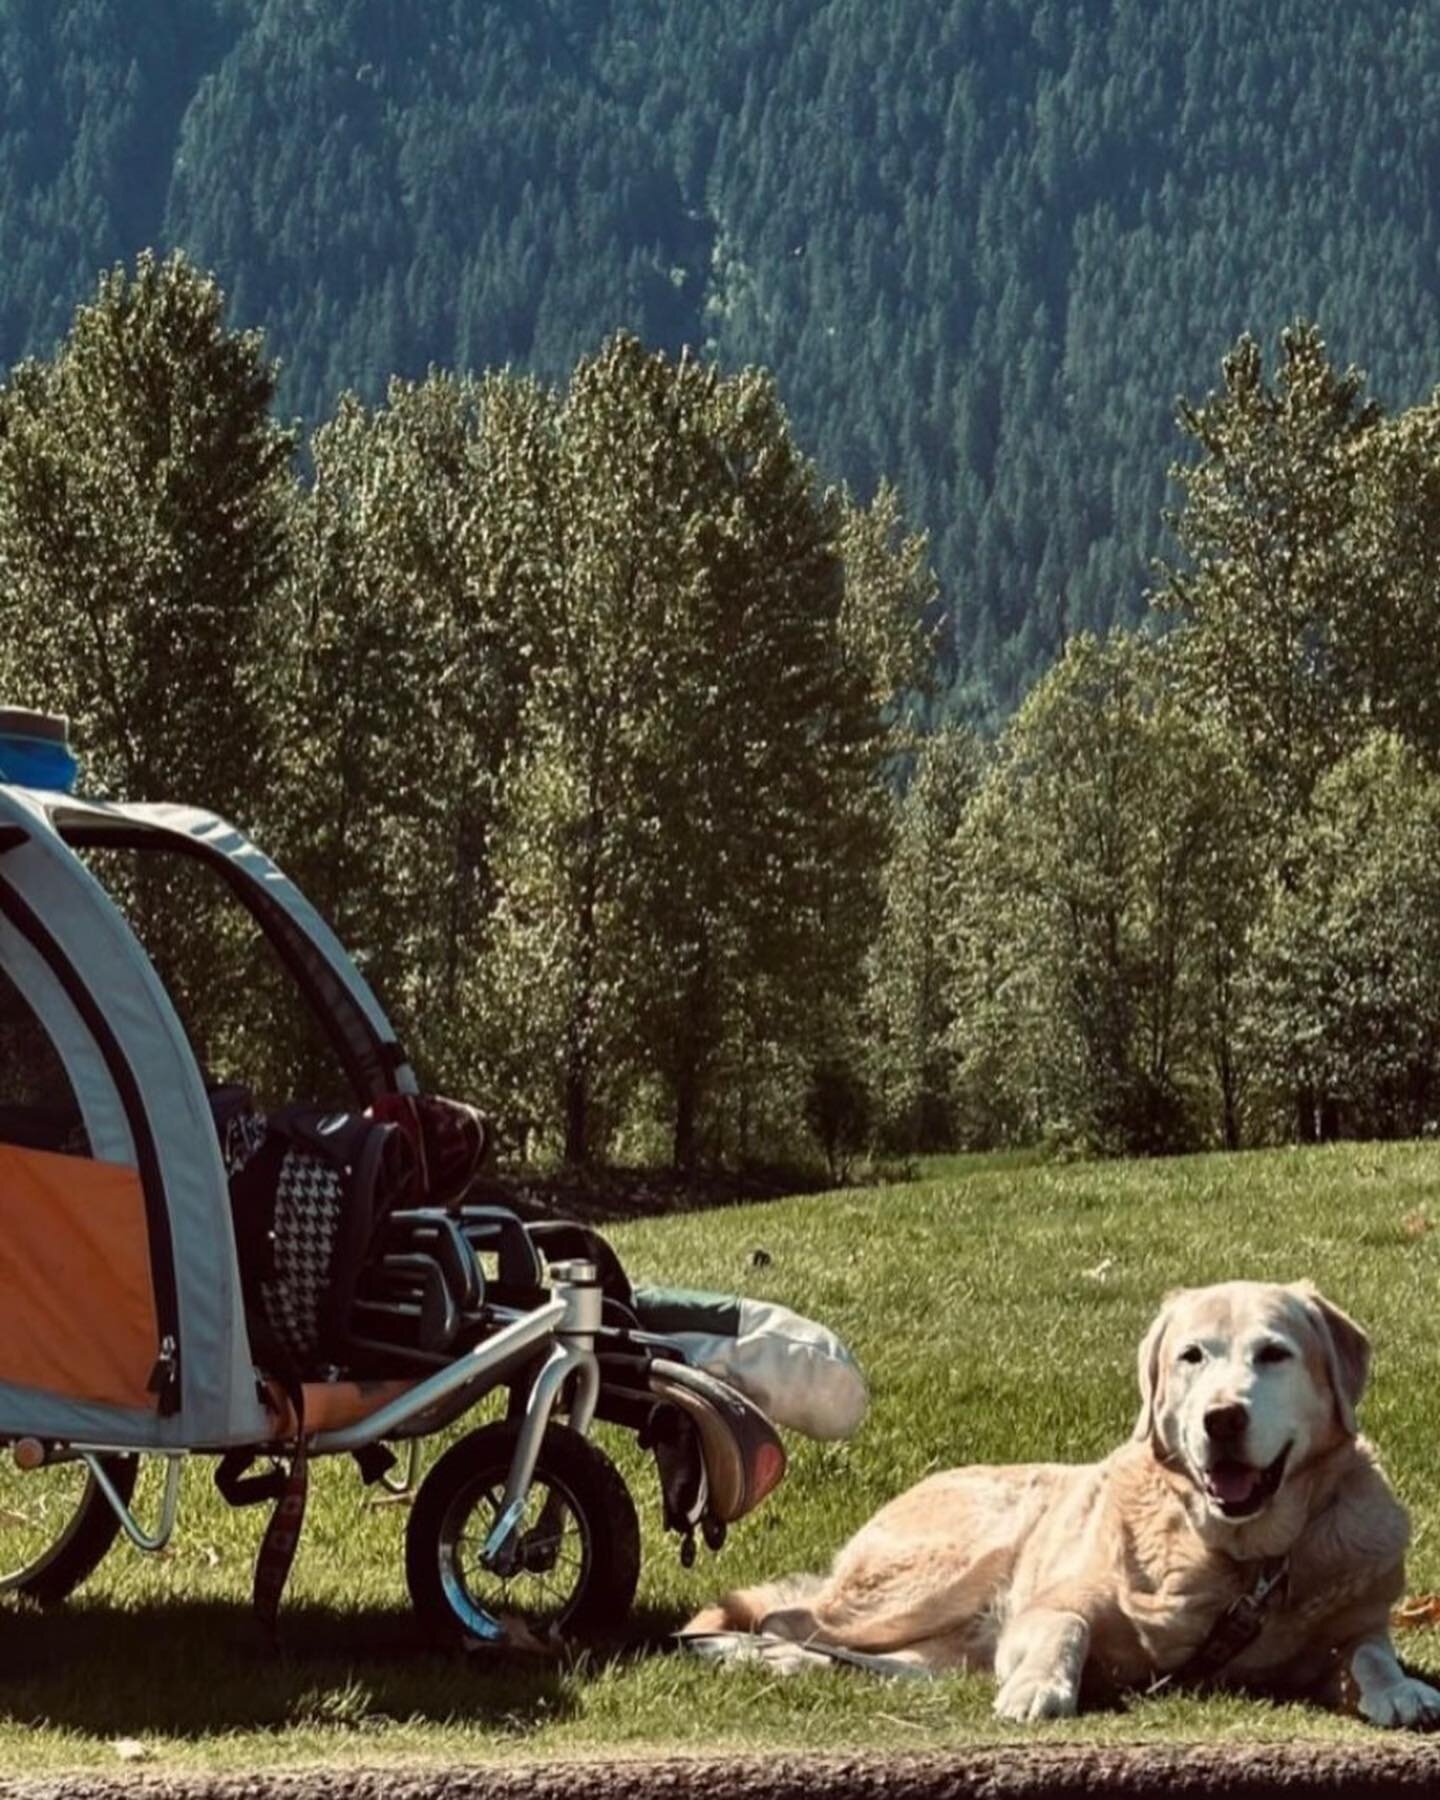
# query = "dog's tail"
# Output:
<box><xmin>682</xmin><ymin>1573</ymin><xmax>827</xmax><ymax>1639</ymax></box>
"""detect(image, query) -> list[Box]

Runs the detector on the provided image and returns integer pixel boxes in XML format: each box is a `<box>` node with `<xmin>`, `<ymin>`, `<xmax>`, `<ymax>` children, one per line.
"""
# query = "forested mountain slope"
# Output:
<box><xmin>4</xmin><ymin>0</ymin><xmax>1440</xmax><ymax>710</ymax></box>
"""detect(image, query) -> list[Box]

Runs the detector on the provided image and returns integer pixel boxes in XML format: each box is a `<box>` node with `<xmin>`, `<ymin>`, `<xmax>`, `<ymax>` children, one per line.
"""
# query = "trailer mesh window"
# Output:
<box><xmin>0</xmin><ymin>963</ymin><xmax>89</xmax><ymax>1156</ymax></box>
<box><xmin>73</xmin><ymin>844</ymin><xmax>353</xmax><ymax>1112</ymax></box>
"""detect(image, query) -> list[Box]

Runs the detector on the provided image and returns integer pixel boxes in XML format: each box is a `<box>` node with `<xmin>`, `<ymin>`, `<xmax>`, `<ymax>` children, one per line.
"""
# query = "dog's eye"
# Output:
<box><xmin>1256</xmin><ymin>1343</ymin><xmax>1293</xmax><ymax>1366</ymax></box>
<box><xmin>1177</xmin><ymin>1344</ymin><xmax>1205</xmax><ymax>1365</ymax></box>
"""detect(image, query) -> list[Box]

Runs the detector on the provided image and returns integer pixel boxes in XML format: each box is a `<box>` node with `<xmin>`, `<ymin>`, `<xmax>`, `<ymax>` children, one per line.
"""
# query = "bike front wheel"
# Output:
<box><xmin>406</xmin><ymin>1421</ymin><xmax>640</xmax><ymax>1647</ymax></box>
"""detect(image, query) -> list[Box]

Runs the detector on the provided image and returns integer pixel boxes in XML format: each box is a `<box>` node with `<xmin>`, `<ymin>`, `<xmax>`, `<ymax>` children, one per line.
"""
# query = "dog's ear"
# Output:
<box><xmin>1133</xmin><ymin>1292</ymin><xmax>1182</xmax><ymax>1446</ymax></box>
<box><xmin>1293</xmin><ymin>1282</ymin><xmax>1370</xmax><ymax>1436</ymax></box>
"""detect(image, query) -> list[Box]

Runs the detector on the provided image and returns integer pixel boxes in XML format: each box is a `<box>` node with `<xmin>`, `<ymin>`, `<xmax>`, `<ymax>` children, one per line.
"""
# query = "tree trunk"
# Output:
<box><xmin>1214</xmin><ymin>1034</ymin><xmax>1241</xmax><ymax>1152</ymax></box>
<box><xmin>1220</xmin><ymin>1075</ymin><xmax>1241</xmax><ymax>1153</ymax></box>
<box><xmin>564</xmin><ymin>1038</ymin><xmax>589</xmax><ymax>1165</ymax></box>
<box><xmin>671</xmin><ymin>939</ymin><xmax>713</xmax><ymax>1176</ymax></box>
<box><xmin>565</xmin><ymin>774</ymin><xmax>604</xmax><ymax>1167</ymax></box>
<box><xmin>672</xmin><ymin>1069</ymin><xmax>698</xmax><ymax>1177</ymax></box>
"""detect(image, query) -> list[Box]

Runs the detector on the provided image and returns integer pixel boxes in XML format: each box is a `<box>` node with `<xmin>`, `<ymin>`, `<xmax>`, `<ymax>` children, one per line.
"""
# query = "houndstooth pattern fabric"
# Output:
<box><xmin>261</xmin><ymin>1149</ymin><xmax>345</xmax><ymax>1359</ymax></box>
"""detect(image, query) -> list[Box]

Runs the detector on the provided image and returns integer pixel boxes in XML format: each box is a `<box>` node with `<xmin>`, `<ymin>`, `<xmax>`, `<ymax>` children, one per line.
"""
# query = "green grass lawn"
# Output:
<box><xmin>7</xmin><ymin>1140</ymin><xmax>1440</xmax><ymax>1772</ymax></box>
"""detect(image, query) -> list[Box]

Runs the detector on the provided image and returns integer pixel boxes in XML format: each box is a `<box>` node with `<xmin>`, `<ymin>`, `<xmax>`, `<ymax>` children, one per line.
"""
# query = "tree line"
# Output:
<box><xmin>0</xmin><ymin>253</ymin><xmax>932</xmax><ymax>1172</ymax></box>
<box><xmin>5</xmin><ymin>256</ymin><xmax>1440</xmax><ymax>1172</ymax></box>
<box><xmin>871</xmin><ymin>324</ymin><xmax>1440</xmax><ymax>1157</ymax></box>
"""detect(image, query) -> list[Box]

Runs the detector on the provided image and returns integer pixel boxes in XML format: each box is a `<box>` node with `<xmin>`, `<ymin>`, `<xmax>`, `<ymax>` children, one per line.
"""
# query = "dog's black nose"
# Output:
<box><xmin>1203</xmin><ymin>1401</ymin><xmax>1249</xmax><ymax>1443</ymax></box>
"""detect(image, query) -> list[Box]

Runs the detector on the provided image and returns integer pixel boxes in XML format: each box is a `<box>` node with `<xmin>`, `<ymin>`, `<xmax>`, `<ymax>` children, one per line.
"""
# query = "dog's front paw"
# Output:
<box><xmin>993</xmin><ymin>1668</ymin><xmax>1079</xmax><ymax>1722</ymax></box>
<box><xmin>1360</xmin><ymin>1675</ymin><xmax>1440</xmax><ymax>1730</ymax></box>
<box><xmin>753</xmin><ymin>1637</ymin><xmax>836</xmax><ymax>1675</ymax></box>
<box><xmin>678</xmin><ymin>1630</ymin><xmax>834</xmax><ymax>1676</ymax></box>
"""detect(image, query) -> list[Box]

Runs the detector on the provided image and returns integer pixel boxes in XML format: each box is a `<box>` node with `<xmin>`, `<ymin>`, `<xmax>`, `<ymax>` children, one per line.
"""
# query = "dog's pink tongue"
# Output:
<box><xmin>1209</xmin><ymin>1462</ymin><xmax>1260</xmax><ymax>1506</ymax></box>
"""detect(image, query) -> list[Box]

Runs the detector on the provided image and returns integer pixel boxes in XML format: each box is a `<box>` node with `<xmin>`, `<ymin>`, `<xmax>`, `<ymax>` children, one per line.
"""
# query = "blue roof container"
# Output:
<box><xmin>0</xmin><ymin>708</ymin><xmax>78</xmax><ymax>793</ymax></box>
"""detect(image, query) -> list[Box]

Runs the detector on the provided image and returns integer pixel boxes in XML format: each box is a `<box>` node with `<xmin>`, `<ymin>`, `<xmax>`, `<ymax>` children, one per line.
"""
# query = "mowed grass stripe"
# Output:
<box><xmin>3</xmin><ymin>1142</ymin><xmax>1439</xmax><ymax>1769</ymax></box>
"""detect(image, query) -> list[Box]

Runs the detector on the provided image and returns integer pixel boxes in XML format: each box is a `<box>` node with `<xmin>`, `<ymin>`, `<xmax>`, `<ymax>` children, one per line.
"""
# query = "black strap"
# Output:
<box><xmin>215</xmin><ymin>1449</ymin><xmax>289</xmax><ymax>1508</ymax></box>
<box><xmin>252</xmin><ymin>1379</ymin><xmax>309</xmax><ymax>1645</ymax></box>
<box><xmin>1159</xmin><ymin>1556</ymin><xmax>1288</xmax><ymax>1691</ymax></box>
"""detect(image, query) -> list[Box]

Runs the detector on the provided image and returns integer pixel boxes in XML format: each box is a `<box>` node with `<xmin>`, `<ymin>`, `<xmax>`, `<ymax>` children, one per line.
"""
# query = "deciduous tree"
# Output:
<box><xmin>865</xmin><ymin>725</ymin><xmax>984</xmax><ymax>1150</ymax></box>
<box><xmin>273</xmin><ymin>369</ymin><xmax>546</xmax><ymax>1096</ymax></box>
<box><xmin>486</xmin><ymin>335</ymin><xmax>929</xmax><ymax>1166</ymax></box>
<box><xmin>1156</xmin><ymin>324</ymin><xmax>1379</xmax><ymax>819</ymax></box>
<box><xmin>1244</xmin><ymin>733</ymin><xmax>1440</xmax><ymax>1141</ymax></box>
<box><xmin>948</xmin><ymin>633</ymin><xmax>1255</xmax><ymax>1154</ymax></box>
<box><xmin>0</xmin><ymin>249</ymin><xmax>294</xmax><ymax>814</ymax></box>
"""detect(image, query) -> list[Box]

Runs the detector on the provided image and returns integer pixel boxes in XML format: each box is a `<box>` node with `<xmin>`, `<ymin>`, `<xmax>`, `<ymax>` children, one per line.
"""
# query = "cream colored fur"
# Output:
<box><xmin>683</xmin><ymin>1280</ymin><xmax>1440</xmax><ymax>1727</ymax></box>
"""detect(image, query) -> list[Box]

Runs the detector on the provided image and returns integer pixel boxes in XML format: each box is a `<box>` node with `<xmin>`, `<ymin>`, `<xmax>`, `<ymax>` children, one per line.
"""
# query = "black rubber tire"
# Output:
<box><xmin>406</xmin><ymin>1421</ymin><xmax>641</xmax><ymax>1647</ymax></box>
<box><xmin>0</xmin><ymin>1454</ymin><xmax>138</xmax><ymax>1606</ymax></box>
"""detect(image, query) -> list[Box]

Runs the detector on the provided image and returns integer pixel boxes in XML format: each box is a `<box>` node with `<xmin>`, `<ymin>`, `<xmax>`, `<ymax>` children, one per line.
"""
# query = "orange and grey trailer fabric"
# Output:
<box><xmin>0</xmin><ymin>783</ymin><xmax>416</xmax><ymax>1450</ymax></box>
<box><xmin>0</xmin><ymin>1143</ymin><xmax>158</xmax><ymax>1410</ymax></box>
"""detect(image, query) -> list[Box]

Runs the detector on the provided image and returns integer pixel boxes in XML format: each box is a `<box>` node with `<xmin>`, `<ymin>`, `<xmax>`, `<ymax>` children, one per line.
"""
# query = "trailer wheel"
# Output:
<box><xmin>406</xmin><ymin>1421</ymin><xmax>640</xmax><ymax>1647</ymax></box>
<box><xmin>0</xmin><ymin>1454</ymin><xmax>138</xmax><ymax>1605</ymax></box>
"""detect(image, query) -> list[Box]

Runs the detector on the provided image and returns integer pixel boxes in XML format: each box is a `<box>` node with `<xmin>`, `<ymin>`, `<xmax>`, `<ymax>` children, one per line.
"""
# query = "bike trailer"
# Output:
<box><xmin>0</xmin><ymin>709</ymin><xmax>818</xmax><ymax>1642</ymax></box>
<box><xmin>0</xmin><ymin>726</ymin><xmax>408</xmax><ymax>1451</ymax></box>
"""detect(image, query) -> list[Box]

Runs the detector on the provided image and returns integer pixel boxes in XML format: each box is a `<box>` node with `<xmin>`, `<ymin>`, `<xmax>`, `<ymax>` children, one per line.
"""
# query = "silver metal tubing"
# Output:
<box><xmin>549</xmin><ymin>1260</ymin><xmax>603</xmax><ymax>1334</ymax></box>
<box><xmin>564</xmin><ymin>1341</ymin><xmax>601</xmax><ymax>1436</ymax></box>
<box><xmin>481</xmin><ymin>1338</ymin><xmax>600</xmax><ymax>1565</ymax></box>
<box><xmin>309</xmin><ymin>1295</ymin><xmax>566</xmax><ymax>1454</ymax></box>
<box><xmin>80</xmin><ymin>1452</ymin><xmax>184</xmax><ymax>1553</ymax></box>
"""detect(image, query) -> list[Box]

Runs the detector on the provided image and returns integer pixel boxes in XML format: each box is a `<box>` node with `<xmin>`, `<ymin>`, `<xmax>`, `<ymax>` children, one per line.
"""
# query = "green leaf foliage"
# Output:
<box><xmin>0</xmin><ymin>249</ymin><xmax>294</xmax><ymax>811</ymax></box>
<box><xmin>481</xmin><ymin>336</ymin><xmax>926</xmax><ymax>1167</ymax></box>
<box><xmin>945</xmin><ymin>633</ymin><xmax>1259</xmax><ymax>1156</ymax></box>
<box><xmin>1245</xmin><ymin>734</ymin><xmax>1440</xmax><ymax>1143</ymax></box>
<box><xmin>934</xmin><ymin>324</ymin><xmax>1440</xmax><ymax>1156</ymax></box>
<box><xmin>10</xmin><ymin>239</ymin><xmax>1440</xmax><ymax>1166</ymax></box>
<box><xmin>0</xmin><ymin>260</ymin><xmax>930</xmax><ymax>1169</ymax></box>
<box><xmin>864</xmin><ymin>724</ymin><xmax>985</xmax><ymax>1152</ymax></box>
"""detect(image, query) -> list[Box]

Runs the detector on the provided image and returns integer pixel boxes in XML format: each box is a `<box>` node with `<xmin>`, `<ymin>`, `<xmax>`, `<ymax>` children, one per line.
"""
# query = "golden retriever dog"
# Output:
<box><xmin>683</xmin><ymin>1281</ymin><xmax>1440</xmax><ymax>1727</ymax></box>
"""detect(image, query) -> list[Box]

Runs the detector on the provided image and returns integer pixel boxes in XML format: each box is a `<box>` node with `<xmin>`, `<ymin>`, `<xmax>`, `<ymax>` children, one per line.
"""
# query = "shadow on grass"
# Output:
<box><xmin>0</xmin><ymin>1597</ymin><xmax>593</xmax><ymax>1740</ymax></box>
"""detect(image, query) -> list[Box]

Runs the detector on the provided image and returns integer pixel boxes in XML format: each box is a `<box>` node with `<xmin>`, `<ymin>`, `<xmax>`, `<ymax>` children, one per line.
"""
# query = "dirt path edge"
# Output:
<box><xmin>9</xmin><ymin>1745</ymin><xmax>1440</xmax><ymax>1800</ymax></box>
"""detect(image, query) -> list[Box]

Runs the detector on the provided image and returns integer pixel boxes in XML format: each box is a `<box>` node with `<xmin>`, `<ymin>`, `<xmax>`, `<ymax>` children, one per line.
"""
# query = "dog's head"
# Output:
<box><xmin>1132</xmin><ymin>1280</ymin><xmax>1369</xmax><ymax>1523</ymax></box>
